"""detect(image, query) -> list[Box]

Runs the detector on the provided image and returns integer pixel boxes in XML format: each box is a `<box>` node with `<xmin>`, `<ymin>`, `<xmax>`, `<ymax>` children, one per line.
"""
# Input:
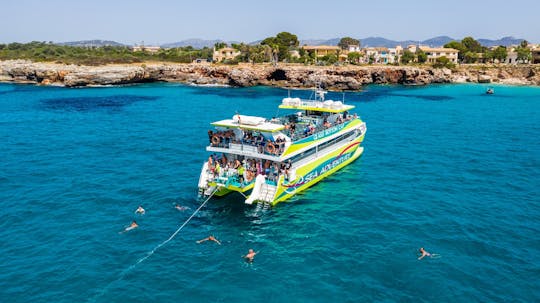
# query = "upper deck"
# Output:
<box><xmin>279</xmin><ymin>97</ymin><xmax>355</xmax><ymax>113</ymax></box>
<box><xmin>205</xmin><ymin>88</ymin><xmax>364</xmax><ymax>161</ymax></box>
<box><xmin>211</xmin><ymin>115</ymin><xmax>285</xmax><ymax>132</ymax></box>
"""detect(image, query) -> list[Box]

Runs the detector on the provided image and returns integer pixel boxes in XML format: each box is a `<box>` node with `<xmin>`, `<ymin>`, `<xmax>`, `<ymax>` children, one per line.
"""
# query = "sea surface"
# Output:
<box><xmin>0</xmin><ymin>82</ymin><xmax>539</xmax><ymax>303</ymax></box>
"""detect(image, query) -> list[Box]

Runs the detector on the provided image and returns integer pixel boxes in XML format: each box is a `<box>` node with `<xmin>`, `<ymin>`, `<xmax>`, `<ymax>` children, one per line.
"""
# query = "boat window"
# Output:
<box><xmin>287</xmin><ymin>130</ymin><xmax>357</xmax><ymax>163</ymax></box>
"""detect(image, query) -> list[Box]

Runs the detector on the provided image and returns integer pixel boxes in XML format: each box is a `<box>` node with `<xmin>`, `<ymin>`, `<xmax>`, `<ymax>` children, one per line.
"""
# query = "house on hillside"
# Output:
<box><xmin>302</xmin><ymin>45</ymin><xmax>348</xmax><ymax>62</ymax></box>
<box><xmin>131</xmin><ymin>45</ymin><xmax>161</xmax><ymax>53</ymax></box>
<box><xmin>418</xmin><ymin>46</ymin><xmax>459</xmax><ymax>63</ymax></box>
<box><xmin>302</xmin><ymin>45</ymin><xmax>340</xmax><ymax>57</ymax></box>
<box><xmin>347</xmin><ymin>44</ymin><xmax>361</xmax><ymax>52</ymax></box>
<box><xmin>213</xmin><ymin>47</ymin><xmax>241</xmax><ymax>62</ymax></box>
<box><xmin>387</xmin><ymin>46</ymin><xmax>403</xmax><ymax>64</ymax></box>
<box><xmin>365</xmin><ymin>47</ymin><xmax>390</xmax><ymax>64</ymax></box>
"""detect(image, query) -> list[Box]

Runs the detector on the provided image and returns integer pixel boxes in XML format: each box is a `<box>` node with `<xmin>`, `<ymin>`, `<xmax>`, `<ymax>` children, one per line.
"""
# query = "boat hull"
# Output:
<box><xmin>271</xmin><ymin>135</ymin><xmax>364</xmax><ymax>205</ymax></box>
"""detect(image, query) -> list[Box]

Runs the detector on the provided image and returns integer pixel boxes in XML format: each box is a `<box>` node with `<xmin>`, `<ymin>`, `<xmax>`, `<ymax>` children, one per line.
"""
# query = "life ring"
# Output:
<box><xmin>211</xmin><ymin>135</ymin><xmax>220</xmax><ymax>145</ymax></box>
<box><xmin>266</xmin><ymin>143</ymin><xmax>276</xmax><ymax>154</ymax></box>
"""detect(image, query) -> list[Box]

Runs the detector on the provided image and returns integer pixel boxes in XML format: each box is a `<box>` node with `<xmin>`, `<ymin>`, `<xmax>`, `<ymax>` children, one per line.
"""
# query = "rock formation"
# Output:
<box><xmin>1</xmin><ymin>60</ymin><xmax>539</xmax><ymax>89</ymax></box>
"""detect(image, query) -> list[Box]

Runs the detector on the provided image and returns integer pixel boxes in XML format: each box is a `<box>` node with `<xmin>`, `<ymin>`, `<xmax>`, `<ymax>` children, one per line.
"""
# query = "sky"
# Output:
<box><xmin>2</xmin><ymin>0</ymin><xmax>539</xmax><ymax>45</ymax></box>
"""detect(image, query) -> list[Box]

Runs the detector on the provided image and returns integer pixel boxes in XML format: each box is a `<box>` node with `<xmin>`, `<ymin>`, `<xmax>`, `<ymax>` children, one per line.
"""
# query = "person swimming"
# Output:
<box><xmin>243</xmin><ymin>249</ymin><xmax>258</xmax><ymax>262</ymax></box>
<box><xmin>196</xmin><ymin>235</ymin><xmax>221</xmax><ymax>245</ymax></box>
<box><xmin>120</xmin><ymin>221</ymin><xmax>138</xmax><ymax>233</ymax></box>
<box><xmin>135</xmin><ymin>205</ymin><xmax>145</xmax><ymax>214</ymax></box>
<box><xmin>175</xmin><ymin>204</ymin><xmax>189</xmax><ymax>211</ymax></box>
<box><xmin>418</xmin><ymin>247</ymin><xmax>432</xmax><ymax>260</ymax></box>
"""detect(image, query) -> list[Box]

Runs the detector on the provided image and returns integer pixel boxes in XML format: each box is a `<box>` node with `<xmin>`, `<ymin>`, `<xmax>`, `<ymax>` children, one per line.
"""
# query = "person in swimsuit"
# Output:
<box><xmin>243</xmin><ymin>249</ymin><xmax>258</xmax><ymax>262</ymax></box>
<box><xmin>196</xmin><ymin>235</ymin><xmax>221</xmax><ymax>245</ymax></box>
<box><xmin>135</xmin><ymin>205</ymin><xmax>145</xmax><ymax>214</ymax></box>
<box><xmin>418</xmin><ymin>247</ymin><xmax>431</xmax><ymax>260</ymax></box>
<box><xmin>120</xmin><ymin>221</ymin><xmax>138</xmax><ymax>233</ymax></box>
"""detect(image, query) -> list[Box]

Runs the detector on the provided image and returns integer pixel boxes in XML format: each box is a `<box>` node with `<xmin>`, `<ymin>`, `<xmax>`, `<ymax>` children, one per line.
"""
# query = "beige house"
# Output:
<box><xmin>132</xmin><ymin>45</ymin><xmax>161</xmax><ymax>53</ymax></box>
<box><xmin>419</xmin><ymin>46</ymin><xmax>459</xmax><ymax>63</ymax></box>
<box><xmin>302</xmin><ymin>45</ymin><xmax>341</xmax><ymax>57</ymax></box>
<box><xmin>213</xmin><ymin>47</ymin><xmax>241</xmax><ymax>62</ymax></box>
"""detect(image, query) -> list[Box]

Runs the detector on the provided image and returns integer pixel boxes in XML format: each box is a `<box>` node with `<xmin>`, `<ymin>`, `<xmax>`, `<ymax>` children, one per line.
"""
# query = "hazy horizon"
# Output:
<box><xmin>2</xmin><ymin>0</ymin><xmax>539</xmax><ymax>44</ymax></box>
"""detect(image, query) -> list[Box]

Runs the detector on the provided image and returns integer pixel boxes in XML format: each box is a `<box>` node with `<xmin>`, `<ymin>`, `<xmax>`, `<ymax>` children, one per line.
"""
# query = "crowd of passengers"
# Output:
<box><xmin>207</xmin><ymin>112</ymin><xmax>358</xmax><ymax>154</ymax></box>
<box><xmin>207</xmin><ymin>153</ymin><xmax>292</xmax><ymax>185</ymax></box>
<box><xmin>208</xmin><ymin>129</ymin><xmax>286</xmax><ymax>155</ymax></box>
<box><xmin>282</xmin><ymin>111</ymin><xmax>357</xmax><ymax>139</ymax></box>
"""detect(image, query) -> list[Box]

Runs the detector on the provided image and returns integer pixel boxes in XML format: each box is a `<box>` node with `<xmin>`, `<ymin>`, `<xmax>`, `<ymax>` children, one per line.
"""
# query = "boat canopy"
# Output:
<box><xmin>279</xmin><ymin>97</ymin><xmax>355</xmax><ymax>113</ymax></box>
<box><xmin>211</xmin><ymin>114</ymin><xmax>285</xmax><ymax>132</ymax></box>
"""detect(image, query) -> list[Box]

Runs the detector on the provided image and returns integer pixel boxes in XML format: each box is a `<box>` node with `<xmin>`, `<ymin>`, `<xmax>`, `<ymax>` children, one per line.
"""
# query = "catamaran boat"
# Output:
<box><xmin>198</xmin><ymin>88</ymin><xmax>367</xmax><ymax>206</ymax></box>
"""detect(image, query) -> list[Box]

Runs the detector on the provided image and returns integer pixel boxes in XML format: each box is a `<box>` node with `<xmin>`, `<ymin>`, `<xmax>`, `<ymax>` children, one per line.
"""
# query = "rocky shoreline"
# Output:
<box><xmin>1</xmin><ymin>60</ymin><xmax>539</xmax><ymax>89</ymax></box>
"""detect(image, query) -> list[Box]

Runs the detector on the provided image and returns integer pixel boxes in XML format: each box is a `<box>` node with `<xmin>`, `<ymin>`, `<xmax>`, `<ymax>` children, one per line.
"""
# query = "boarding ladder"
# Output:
<box><xmin>258</xmin><ymin>183</ymin><xmax>277</xmax><ymax>204</ymax></box>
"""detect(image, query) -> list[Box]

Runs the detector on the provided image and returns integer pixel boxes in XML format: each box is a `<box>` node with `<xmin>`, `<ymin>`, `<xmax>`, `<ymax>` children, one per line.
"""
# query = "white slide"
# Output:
<box><xmin>198</xmin><ymin>162</ymin><xmax>210</xmax><ymax>189</ymax></box>
<box><xmin>245</xmin><ymin>174</ymin><xmax>266</xmax><ymax>205</ymax></box>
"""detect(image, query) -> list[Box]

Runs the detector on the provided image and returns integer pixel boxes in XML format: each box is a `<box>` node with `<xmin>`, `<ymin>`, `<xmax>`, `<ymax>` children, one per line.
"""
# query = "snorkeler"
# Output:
<box><xmin>243</xmin><ymin>249</ymin><xmax>258</xmax><ymax>262</ymax></box>
<box><xmin>120</xmin><ymin>221</ymin><xmax>138</xmax><ymax>233</ymax></box>
<box><xmin>135</xmin><ymin>205</ymin><xmax>145</xmax><ymax>215</ymax></box>
<box><xmin>196</xmin><ymin>235</ymin><xmax>221</xmax><ymax>245</ymax></box>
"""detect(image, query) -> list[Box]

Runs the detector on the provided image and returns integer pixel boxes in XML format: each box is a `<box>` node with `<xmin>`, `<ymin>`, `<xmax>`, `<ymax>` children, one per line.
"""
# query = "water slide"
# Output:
<box><xmin>198</xmin><ymin>162</ymin><xmax>210</xmax><ymax>189</ymax></box>
<box><xmin>245</xmin><ymin>174</ymin><xmax>266</xmax><ymax>205</ymax></box>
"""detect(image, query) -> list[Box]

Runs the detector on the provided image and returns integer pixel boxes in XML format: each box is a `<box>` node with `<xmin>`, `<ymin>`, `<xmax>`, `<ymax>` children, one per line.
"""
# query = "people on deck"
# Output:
<box><xmin>197</xmin><ymin>235</ymin><xmax>221</xmax><ymax>245</ymax></box>
<box><xmin>323</xmin><ymin>119</ymin><xmax>331</xmax><ymax>128</ymax></box>
<box><xmin>243</xmin><ymin>249</ymin><xmax>258</xmax><ymax>262</ymax></box>
<box><xmin>135</xmin><ymin>205</ymin><xmax>145</xmax><ymax>215</ymax></box>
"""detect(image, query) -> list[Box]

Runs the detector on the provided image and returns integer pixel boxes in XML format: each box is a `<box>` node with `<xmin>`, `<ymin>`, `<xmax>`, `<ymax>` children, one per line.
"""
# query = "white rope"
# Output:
<box><xmin>89</xmin><ymin>188</ymin><xmax>218</xmax><ymax>302</ymax></box>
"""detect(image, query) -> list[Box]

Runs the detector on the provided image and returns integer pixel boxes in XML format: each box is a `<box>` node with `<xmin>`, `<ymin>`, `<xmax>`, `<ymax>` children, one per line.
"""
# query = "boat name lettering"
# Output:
<box><xmin>296</xmin><ymin>152</ymin><xmax>353</xmax><ymax>186</ymax></box>
<box><xmin>320</xmin><ymin>153</ymin><xmax>351</xmax><ymax>174</ymax></box>
<box><xmin>313</xmin><ymin>123</ymin><xmax>345</xmax><ymax>140</ymax></box>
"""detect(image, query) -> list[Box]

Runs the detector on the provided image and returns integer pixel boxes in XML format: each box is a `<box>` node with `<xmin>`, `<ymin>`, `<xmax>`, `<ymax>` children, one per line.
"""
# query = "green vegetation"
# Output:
<box><xmin>261</xmin><ymin>32</ymin><xmax>299</xmax><ymax>62</ymax></box>
<box><xmin>400</xmin><ymin>50</ymin><xmax>415</xmax><ymax>64</ymax></box>
<box><xmin>516</xmin><ymin>40</ymin><xmax>531</xmax><ymax>63</ymax></box>
<box><xmin>432</xmin><ymin>56</ymin><xmax>455</xmax><ymax>69</ymax></box>
<box><xmin>338</xmin><ymin>37</ymin><xmax>360</xmax><ymax>50</ymax></box>
<box><xmin>347</xmin><ymin>51</ymin><xmax>362</xmax><ymax>64</ymax></box>
<box><xmin>416</xmin><ymin>49</ymin><xmax>427</xmax><ymax>63</ymax></box>
<box><xmin>0</xmin><ymin>41</ymin><xmax>212</xmax><ymax>65</ymax></box>
<box><xmin>444</xmin><ymin>36</ymin><xmax>530</xmax><ymax>64</ymax></box>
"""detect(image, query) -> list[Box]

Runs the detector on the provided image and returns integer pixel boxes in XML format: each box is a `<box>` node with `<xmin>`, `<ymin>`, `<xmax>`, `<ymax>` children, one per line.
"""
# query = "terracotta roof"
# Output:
<box><xmin>302</xmin><ymin>45</ymin><xmax>340</xmax><ymax>50</ymax></box>
<box><xmin>420</xmin><ymin>47</ymin><xmax>459</xmax><ymax>53</ymax></box>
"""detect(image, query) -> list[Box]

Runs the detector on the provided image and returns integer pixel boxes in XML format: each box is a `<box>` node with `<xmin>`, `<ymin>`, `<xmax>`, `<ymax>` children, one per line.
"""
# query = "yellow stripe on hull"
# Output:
<box><xmin>208</xmin><ymin>182</ymin><xmax>254</xmax><ymax>197</ymax></box>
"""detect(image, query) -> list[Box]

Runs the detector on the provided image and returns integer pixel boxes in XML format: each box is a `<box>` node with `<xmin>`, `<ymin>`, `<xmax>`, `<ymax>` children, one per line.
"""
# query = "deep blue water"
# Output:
<box><xmin>0</xmin><ymin>82</ymin><xmax>539</xmax><ymax>302</ymax></box>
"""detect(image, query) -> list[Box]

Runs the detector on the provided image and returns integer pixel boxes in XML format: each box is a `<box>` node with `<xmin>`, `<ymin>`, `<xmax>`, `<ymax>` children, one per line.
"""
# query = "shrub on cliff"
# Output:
<box><xmin>0</xmin><ymin>42</ymin><xmax>212</xmax><ymax>65</ymax></box>
<box><xmin>432</xmin><ymin>56</ymin><xmax>455</xmax><ymax>69</ymax></box>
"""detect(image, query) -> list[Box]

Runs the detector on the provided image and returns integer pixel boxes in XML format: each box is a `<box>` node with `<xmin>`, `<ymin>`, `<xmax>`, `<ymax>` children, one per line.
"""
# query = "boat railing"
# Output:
<box><xmin>207</xmin><ymin>166</ymin><xmax>281</xmax><ymax>188</ymax></box>
<box><xmin>209</xmin><ymin>140</ymin><xmax>287</xmax><ymax>156</ymax></box>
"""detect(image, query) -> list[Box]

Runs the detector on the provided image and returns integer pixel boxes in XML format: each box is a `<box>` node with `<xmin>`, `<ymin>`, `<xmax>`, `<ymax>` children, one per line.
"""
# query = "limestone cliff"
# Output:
<box><xmin>1</xmin><ymin>60</ymin><xmax>539</xmax><ymax>89</ymax></box>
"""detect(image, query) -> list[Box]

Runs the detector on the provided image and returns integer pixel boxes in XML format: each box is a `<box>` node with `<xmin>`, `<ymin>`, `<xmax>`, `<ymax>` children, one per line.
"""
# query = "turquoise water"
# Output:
<box><xmin>1</xmin><ymin>82</ymin><xmax>539</xmax><ymax>302</ymax></box>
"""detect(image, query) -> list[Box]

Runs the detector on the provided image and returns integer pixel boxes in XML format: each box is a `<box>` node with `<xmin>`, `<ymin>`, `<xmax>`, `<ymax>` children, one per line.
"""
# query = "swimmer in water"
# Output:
<box><xmin>243</xmin><ymin>249</ymin><xmax>258</xmax><ymax>262</ymax></box>
<box><xmin>175</xmin><ymin>204</ymin><xmax>189</xmax><ymax>211</ymax></box>
<box><xmin>120</xmin><ymin>221</ymin><xmax>138</xmax><ymax>233</ymax></box>
<box><xmin>135</xmin><ymin>205</ymin><xmax>145</xmax><ymax>214</ymax></box>
<box><xmin>196</xmin><ymin>235</ymin><xmax>221</xmax><ymax>245</ymax></box>
<box><xmin>418</xmin><ymin>247</ymin><xmax>432</xmax><ymax>260</ymax></box>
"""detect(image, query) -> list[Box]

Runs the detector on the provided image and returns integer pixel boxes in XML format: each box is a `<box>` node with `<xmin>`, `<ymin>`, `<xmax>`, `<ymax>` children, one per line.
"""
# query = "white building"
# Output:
<box><xmin>419</xmin><ymin>46</ymin><xmax>459</xmax><ymax>63</ymax></box>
